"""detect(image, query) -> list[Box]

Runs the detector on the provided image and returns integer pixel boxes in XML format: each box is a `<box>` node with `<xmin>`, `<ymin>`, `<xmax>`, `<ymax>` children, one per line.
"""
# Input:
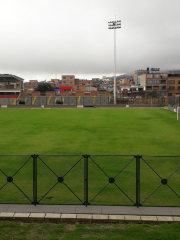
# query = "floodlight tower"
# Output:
<box><xmin>108</xmin><ymin>20</ymin><xmax>121</xmax><ymax>105</ymax></box>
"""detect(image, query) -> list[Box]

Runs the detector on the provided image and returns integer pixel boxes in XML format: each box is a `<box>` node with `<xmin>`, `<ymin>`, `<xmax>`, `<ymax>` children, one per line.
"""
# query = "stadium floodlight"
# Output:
<box><xmin>108</xmin><ymin>20</ymin><xmax>121</xmax><ymax>105</ymax></box>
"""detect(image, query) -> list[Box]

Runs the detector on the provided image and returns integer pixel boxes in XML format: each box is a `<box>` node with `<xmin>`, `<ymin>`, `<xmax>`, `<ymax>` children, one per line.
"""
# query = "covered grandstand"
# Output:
<box><xmin>0</xmin><ymin>74</ymin><xmax>24</xmax><ymax>98</ymax></box>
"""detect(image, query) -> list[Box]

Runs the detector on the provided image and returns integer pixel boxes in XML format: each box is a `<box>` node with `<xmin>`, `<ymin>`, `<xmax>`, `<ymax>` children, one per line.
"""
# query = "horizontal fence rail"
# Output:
<box><xmin>0</xmin><ymin>154</ymin><xmax>180</xmax><ymax>207</ymax></box>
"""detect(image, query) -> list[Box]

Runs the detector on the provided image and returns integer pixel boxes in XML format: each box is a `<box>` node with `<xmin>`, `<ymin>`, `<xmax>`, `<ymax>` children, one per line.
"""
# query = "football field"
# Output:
<box><xmin>0</xmin><ymin>108</ymin><xmax>179</xmax><ymax>155</ymax></box>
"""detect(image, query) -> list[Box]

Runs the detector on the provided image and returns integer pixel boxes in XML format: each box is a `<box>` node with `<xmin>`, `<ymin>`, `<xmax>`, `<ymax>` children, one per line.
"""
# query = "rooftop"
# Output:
<box><xmin>0</xmin><ymin>74</ymin><xmax>24</xmax><ymax>82</ymax></box>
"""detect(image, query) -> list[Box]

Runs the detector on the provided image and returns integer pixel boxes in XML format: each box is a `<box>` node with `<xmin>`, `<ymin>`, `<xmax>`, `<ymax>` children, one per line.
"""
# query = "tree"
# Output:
<box><xmin>146</xmin><ymin>91</ymin><xmax>160</xmax><ymax>98</ymax></box>
<box><xmin>36</xmin><ymin>82</ymin><xmax>55</xmax><ymax>92</ymax></box>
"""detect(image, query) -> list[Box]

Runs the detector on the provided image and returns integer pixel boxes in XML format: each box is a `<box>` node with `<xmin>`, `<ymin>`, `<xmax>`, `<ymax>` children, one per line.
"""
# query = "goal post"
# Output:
<box><xmin>177</xmin><ymin>107</ymin><xmax>180</xmax><ymax>120</ymax></box>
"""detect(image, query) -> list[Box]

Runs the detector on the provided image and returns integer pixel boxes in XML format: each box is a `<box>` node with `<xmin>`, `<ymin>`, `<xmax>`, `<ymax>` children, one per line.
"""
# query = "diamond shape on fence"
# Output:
<box><xmin>88</xmin><ymin>156</ymin><xmax>135</xmax><ymax>205</ymax></box>
<box><xmin>0</xmin><ymin>156</ymin><xmax>33</xmax><ymax>203</ymax></box>
<box><xmin>140</xmin><ymin>157</ymin><xmax>180</xmax><ymax>206</ymax></box>
<box><xmin>37</xmin><ymin>155</ymin><xmax>84</xmax><ymax>204</ymax></box>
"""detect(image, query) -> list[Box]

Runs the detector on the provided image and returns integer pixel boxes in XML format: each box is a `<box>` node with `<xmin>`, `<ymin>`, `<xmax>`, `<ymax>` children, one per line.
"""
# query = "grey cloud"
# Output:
<box><xmin>0</xmin><ymin>0</ymin><xmax>180</xmax><ymax>80</ymax></box>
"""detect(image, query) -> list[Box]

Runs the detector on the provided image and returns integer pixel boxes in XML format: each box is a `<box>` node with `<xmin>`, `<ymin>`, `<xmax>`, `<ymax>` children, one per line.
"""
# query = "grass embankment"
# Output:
<box><xmin>0</xmin><ymin>221</ymin><xmax>180</xmax><ymax>240</ymax></box>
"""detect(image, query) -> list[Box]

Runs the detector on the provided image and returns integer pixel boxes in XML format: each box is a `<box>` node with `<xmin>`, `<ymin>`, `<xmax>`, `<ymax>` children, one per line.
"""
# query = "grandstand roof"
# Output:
<box><xmin>0</xmin><ymin>74</ymin><xmax>24</xmax><ymax>82</ymax></box>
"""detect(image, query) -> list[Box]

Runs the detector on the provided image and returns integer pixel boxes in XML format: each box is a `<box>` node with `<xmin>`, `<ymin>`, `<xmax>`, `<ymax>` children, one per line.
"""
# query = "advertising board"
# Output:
<box><xmin>150</xmin><ymin>68</ymin><xmax>160</xmax><ymax>72</ymax></box>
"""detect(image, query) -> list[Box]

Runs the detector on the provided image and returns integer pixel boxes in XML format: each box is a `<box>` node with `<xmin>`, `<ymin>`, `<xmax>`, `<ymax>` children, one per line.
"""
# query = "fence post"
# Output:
<box><xmin>83</xmin><ymin>154</ymin><xmax>89</xmax><ymax>207</ymax></box>
<box><xmin>32</xmin><ymin>154</ymin><xmax>38</xmax><ymax>206</ymax></box>
<box><xmin>135</xmin><ymin>155</ymin><xmax>141</xmax><ymax>208</ymax></box>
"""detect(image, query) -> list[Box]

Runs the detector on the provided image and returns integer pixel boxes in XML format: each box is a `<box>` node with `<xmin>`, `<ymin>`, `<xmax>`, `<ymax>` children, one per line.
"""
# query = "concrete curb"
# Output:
<box><xmin>3</xmin><ymin>105</ymin><xmax>163</xmax><ymax>109</ymax></box>
<box><xmin>0</xmin><ymin>212</ymin><xmax>178</xmax><ymax>223</ymax></box>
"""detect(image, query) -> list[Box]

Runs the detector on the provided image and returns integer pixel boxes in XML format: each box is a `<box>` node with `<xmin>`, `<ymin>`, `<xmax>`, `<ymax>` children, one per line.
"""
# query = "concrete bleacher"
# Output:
<box><xmin>0</xmin><ymin>96</ymin><xmax>110</xmax><ymax>107</ymax></box>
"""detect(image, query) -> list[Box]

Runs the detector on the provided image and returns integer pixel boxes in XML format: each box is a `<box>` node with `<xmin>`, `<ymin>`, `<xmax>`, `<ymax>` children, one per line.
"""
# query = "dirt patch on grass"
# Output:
<box><xmin>99</xmin><ymin>224</ymin><xmax>126</xmax><ymax>229</ymax></box>
<box><xmin>81</xmin><ymin>233</ymin><xmax>105</xmax><ymax>238</ymax></box>
<box><xmin>85</xmin><ymin>223</ymin><xmax>126</xmax><ymax>230</ymax></box>
<box><xmin>64</xmin><ymin>224</ymin><xmax>76</xmax><ymax>232</ymax></box>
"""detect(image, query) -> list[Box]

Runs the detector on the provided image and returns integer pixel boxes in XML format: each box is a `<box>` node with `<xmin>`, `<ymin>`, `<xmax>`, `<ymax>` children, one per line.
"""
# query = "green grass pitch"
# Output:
<box><xmin>0</xmin><ymin>108</ymin><xmax>180</xmax><ymax>206</ymax></box>
<box><xmin>0</xmin><ymin>108</ymin><xmax>180</xmax><ymax>155</ymax></box>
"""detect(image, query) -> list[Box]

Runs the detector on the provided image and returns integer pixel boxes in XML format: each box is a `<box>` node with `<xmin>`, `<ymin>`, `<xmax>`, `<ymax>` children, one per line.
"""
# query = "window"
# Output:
<box><xmin>160</xmin><ymin>86</ymin><xmax>166</xmax><ymax>90</ymax></box>
<box><xmin>168</xmin><ymin>80</ymin><xmax>175</xmax><ymax>84</ymax></box>
<box><xmin>147</xmin><ymin>80</ymin><xmax>152</xmax><ymax>84</ymax></box>
<box><xmin>168</xmin><ymin>93</ymin><xmax>172</xmax><ymax>96</ymax></box>
<box><xmin>168</xmin><ymin>86</ymin><xmax>175</xmax><ymax>90</ymax></box>
<box><xmin>63</xmin><ymin>81</ymin><xmax>66</xmax><ymax>83</ymax></box>
<box><xmin>146</xmin><ymin>86</ymin><xmax>152</xmax><ymax>90</ymax></box>
<box><xmin>154</xmin><ymin>80</ymin><xmax>159</xmax><ymax>84</ymax></box>
<box><xmin>178</xmin><ymin>80</ymin><xmax>180</xmax><ymax>84</ymax></box>
<box><xmin>70</xmin><ymin>76</ymin><xmax>73</xmax><ymax>79</ymax></box>
<box><xmin>161</xmin><ymin>80</ymin><xmax>166</xmax><ymax>84</ymax></box>
<box><xmin>168</xmin><ymin>74</ymin><xmax>180</xmax><ymax>77</ymax></box>
<box><xmin>63</xmin><ymin>76</ymin><xmax>66</xmax><ymax>79</ymax></box>
<box><xmin>70</xmin><ymin>81</ymin><xmax>73</xmax><ymax>84</ymax></box>
<box><xmin>147</xmin><ymin>74</ymin><xmax>153</xmax><ymax>78</ymax></box>
<box><xmin>178</xmin><ymin>86</ymin><xmax>180</xmax><ymax>90</ymax></box>
<box><xmin>153</xmin><ymin>86</ymin><xmax>159</xmax><ymax>90</ymax></box>
<box><xmin>154</xmin><ymin>74</ymin><xmax>160</xmax><ymax>78</ymax></box>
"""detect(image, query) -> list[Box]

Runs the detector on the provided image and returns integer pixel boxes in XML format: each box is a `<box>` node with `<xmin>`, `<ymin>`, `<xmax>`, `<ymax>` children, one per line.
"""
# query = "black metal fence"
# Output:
<box><xmin>0</xmin><ymin>154</ymin><xmax>180</xmax><ymax>207</ymax></box>
<box><xmin>168</xmin><ymin>96</ymin><xmax>180</xmax><ymax>108</ymax></box>
<box><xmin>114</xmin><ymin>97</ymin><xmax>164</xmax><ymax>105</ymax></box>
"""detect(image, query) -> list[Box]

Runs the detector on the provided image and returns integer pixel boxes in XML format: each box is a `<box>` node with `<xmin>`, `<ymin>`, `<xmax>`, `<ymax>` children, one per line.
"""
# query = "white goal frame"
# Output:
<box><xmin>177</xmin><ymin>107</ymin><xmax>180</xmax><ymax>120</ymax></box>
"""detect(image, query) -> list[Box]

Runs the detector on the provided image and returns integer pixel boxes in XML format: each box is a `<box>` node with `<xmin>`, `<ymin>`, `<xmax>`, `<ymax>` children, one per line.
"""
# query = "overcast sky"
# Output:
<box><xmin>0</xmin><ymin>0</ymin><xmax>180</xmax><ymax>81</ymax></box>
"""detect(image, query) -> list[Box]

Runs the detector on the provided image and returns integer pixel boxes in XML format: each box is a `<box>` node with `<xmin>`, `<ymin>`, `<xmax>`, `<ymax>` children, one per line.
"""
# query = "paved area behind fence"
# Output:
<box><xmin>1</xmin><ymin>204</ymin><xmax>180</xmax><ymax>216</ymax></box>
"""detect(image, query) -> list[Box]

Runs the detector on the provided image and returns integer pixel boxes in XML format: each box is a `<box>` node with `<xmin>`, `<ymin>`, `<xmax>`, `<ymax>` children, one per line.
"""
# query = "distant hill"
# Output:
<box><xmin>165</xmin><ymin>70</ymin><xmax>180</xmax><ymax>74</ymax></box>
<box><xmin>109</xmin><ymin>74</ymin><xmax>133</xmax><ymax>81</ymax></box>
<box><xmin>116</xmin><ymin>74</ymin><xmax>133</xmax><ymax>79</ymax></box>
<box><xmin>109</xmin><ymin>70</ymin><xmax>180</xmax><ymax>81</ymax></box>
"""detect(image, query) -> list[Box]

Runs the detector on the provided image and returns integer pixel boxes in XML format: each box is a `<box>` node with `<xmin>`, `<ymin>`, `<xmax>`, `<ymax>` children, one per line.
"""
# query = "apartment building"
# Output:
<box><xmin>167</xmin><ymin>74</ymin><xmax>180</xmax><ymax>97</ymax></box>
<box><xmin>50</xmin><ymin>79</ymin><xmax>61</xmax><ymax>86</ymax></box>
<box><xmin>79</xmin><ymin>80</ymin><xmax>92</xmax><ymax>86</ymax></box>
<box><xmin>61</xmin><ymin>75</ymin><xmax>75</xmax><ymax>86</ymax></box>
<box><xmin>139</xmin><ymin>72</ymin><xmax>180</xmax><ymax>97</ymax></box>
<box><xmin>75</xmin><ymin>79</ymin><xmax>79</xmax><ymax>85</ymax></box>
<box><xmin>140</xmin><ymin>73</ymin><xmax>167</xmax><ymax>97</ymax></box>
<box><xmin>24</xmin><ymin>80</ymin><xmax>39</xmax><ymax>91</ymax></box>
<box><xmin>102</xmin><ymin>76</ymin><xmax>112</xmax><ymax>83</ymax></box>
<box><xmin>119</xmin><ymin>78</ymin><xmax>134</xmax><ymax>85</ymax></box>
<box><xmin>121</xmin><ymin>85</ymin><xmax>145</xmax><ymax>98</ymax></box>
<box><xmin>134</xmin><ymin>70</ymin><xmax>148</xmax><ymax>85</ymax></box>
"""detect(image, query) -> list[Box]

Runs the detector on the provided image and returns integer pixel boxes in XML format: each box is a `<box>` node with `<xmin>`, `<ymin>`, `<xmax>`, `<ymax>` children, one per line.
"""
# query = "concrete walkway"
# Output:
<box><xmin>0</xmin><ymin>204</ymin><xmax>180</xmax><ymax>216</ymax></box>
<box><xmin>0</xmin><ymin>204</ymin><xmax>180</xmax><ymax>223</ymax></box>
